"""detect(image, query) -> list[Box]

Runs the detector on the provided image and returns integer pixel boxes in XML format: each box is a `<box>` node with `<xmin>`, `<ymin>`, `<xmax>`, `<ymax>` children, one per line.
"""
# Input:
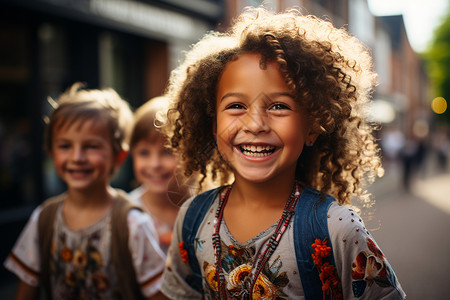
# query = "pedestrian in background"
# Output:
<box><xmin>128</xmin><ymin>96</ymin><xmax>191</xmax><ymax>254</ymax></box>
<box><xmin>400</xmin><ymin>137</ymin><xmax>419</xmax><ymax>191</ymax></box>
<box><xmin>160</xmin><ymin>7</ymin><xmax>405</xmax><ymax>299</ymax></box>
<box><xmin>4</xmin><ymin>83</ymin><xmax>166</xmax><ymax>299</ymax></box>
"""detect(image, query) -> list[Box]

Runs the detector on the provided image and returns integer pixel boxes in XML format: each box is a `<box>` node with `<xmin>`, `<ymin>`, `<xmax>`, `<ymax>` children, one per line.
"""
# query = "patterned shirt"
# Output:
<box><xmin>161</xmin><ymin>190</ymin><xmax>406</xmax><ymax>299</ymax></box>
<box><xmin>4</xmin><ymin>201</ymin><xmax>166</xmax><ymax>298</ymax></box>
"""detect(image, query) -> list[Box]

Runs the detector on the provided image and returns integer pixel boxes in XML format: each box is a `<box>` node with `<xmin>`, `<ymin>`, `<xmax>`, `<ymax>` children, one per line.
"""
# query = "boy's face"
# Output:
<box><xmin>51</xmin><ymin>119</ymin><xmax>117</xmax><ymax>193</ymax></box>
<box><xmin>215</xmin><ymin>53</ymin><xmax>313</xmax><ymax>184</ymax></box>
<box><xmin>131</xmin><ymin>136</ymin><xmax>178</xmax><ymax>196</ymax></box>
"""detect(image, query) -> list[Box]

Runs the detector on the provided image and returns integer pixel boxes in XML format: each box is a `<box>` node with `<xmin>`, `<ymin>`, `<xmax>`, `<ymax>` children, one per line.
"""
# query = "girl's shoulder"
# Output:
<box><xmin>327</xmin><ymin>201</ymin><xmax>370</xmax><ymax>242</ymax></box>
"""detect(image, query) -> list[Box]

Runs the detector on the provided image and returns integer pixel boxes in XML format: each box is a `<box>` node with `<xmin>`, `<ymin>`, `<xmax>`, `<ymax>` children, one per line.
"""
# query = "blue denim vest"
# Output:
<box><xmin>182</xmin><ymin>186</ymin><xmax>336</xmax><ymax>299</ymax></box>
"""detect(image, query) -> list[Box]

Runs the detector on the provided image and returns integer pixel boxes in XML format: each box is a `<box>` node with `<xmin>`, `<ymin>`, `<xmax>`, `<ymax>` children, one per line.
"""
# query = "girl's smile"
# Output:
<box><xmin>215</xmin><ymin>53</ymin><xmax>315</xmax><ymax>184</ymax></box>
<box><xmin>238</xmin><ymin>144</ymin><xmax>278</xmax><ymax>158</ymax></box>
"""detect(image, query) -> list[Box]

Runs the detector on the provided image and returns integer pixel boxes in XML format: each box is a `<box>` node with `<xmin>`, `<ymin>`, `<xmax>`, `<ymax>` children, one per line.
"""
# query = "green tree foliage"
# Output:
<box><xmin>424</xmin><ymin>7</ymin><xmax>450</xmax><ymax>123</ymax></box>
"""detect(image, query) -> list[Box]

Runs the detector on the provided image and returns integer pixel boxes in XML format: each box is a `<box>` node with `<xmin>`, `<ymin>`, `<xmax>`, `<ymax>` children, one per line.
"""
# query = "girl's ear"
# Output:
<box><xmin>305</xmin><ymin>131</ymin><xmax>319</xmax><ymax>147</ymax></box>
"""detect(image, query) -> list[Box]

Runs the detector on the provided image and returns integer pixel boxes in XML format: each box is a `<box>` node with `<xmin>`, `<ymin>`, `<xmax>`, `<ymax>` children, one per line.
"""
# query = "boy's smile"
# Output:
<box><xmin>215</xmin><ymin>53</ymin><xmax>313</xmax><ymax>184</ymax></box>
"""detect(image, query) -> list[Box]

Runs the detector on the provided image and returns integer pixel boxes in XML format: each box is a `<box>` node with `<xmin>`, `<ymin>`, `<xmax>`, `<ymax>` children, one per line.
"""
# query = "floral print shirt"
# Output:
<box><xmin>4</xmin><ymin>201</ymin><xmax>166</xmax><ymax>299</ymax></box>
<box><xmin>161</xmin><ymin>192</ymin><xmax>406</xmax><ymax>299</ymax></box>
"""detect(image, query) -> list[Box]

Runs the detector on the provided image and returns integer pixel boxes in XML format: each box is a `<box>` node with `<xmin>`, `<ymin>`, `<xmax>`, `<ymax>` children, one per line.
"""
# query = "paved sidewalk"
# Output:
<box><xmin>413</xmin><ymin>173</ymin><xmax>450</xmax><ymax>214</ymax></box>
<box><xmin>367</xmin><ymin>164</ymin><xmax>450</xmax><ymax>300</ymax></box>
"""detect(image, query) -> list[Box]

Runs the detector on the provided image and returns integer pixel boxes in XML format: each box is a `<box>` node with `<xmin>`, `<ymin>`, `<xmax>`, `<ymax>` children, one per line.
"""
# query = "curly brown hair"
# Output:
<box><xmin>163</xmin><ymin>7</ymin><xmax>383</xmax><ymax>205</ymax></box>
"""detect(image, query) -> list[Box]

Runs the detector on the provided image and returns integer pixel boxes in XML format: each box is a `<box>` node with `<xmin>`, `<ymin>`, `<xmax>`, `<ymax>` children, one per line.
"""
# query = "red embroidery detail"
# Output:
<box><xmin>312</xmin><ymin>238</ymin><xmax>343</xmax><ymax>300</ymax></box>
<box><xmin>179</xmin><ymin>242</ymin><xmax>189</xmax><ymax>264</ymax></box>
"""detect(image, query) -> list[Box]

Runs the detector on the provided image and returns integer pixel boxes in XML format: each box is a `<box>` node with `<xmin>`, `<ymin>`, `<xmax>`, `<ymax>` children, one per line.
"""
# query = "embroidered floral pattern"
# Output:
<box><xmin>351</xmin><ymin>238</ymin><xmax>397</xmax><ymax>297</ymax></box>
<box><xmin>204</xmin><ymin>242</ymin><xmax>289</xmax><ymax>299</ymax></box>
<box><xmin>51</xmin><ymin>229</ymin><xmax>111</xmax><ymax>298</ymax></box>
<box><xmin>204</xmin><ymin>261</ymin><xmax>219</xmax><ymax>291</ymax></box>
<box><xmin>311</xmin><ymin>238</ymin><xmax>343</xmax><ymax>300</ymax></box>
<box><xmin>60</xmin><ymin>247</ymin><xmax>73</xmax><ymax>262</ymax></box>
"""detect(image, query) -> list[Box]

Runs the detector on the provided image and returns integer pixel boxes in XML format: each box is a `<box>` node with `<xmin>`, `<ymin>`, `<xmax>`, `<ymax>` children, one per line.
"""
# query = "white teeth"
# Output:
<box><xmin>241</xmin><ymin>145</ymin><xmax>275</xmax><ymax>151</ymax></box>
<box><xmin>240</xmin><ymin>144</ymin><xmax>275</xmax><ymax>157</ymax></box>
<box><xmin>242</xmin><ymin>151</ymin><xmax>270</xmax><ymax>157</ymax></box>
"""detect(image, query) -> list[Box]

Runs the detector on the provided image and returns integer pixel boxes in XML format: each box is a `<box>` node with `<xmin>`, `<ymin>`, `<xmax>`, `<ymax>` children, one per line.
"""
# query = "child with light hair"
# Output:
<box><xmin>5</xmin><ymin>83</ymin><xmax>166</xmax><ymax>299</ymax></box>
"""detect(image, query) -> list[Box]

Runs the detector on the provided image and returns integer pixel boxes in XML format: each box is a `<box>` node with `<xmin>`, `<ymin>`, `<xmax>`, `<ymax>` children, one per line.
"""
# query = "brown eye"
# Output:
<box><xmin>138</xmin><ymin>149</ymin><xmax>150</xmax><ymax>157</ymax></box>
<box><xmin>270</xmin><ymin>103</ymin><xmax>290</xmax><ymax>110</ymax></box>
<box><xmin>225</xmin><ymin>103</ymin><xmax>245</xmax><ymax>110</ymax></box>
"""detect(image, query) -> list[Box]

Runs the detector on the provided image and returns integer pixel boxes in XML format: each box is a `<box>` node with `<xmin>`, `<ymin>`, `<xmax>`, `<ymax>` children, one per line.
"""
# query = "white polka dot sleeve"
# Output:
<box><xmin>327</xmin><ymin>202</ymin><xmax>406</xmax><ymax>299</ymax></box>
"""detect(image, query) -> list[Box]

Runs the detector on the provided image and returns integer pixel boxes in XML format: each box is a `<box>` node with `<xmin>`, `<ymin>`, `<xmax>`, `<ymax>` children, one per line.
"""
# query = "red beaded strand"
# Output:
<box><xmin>212</xmin><ymin>183</ymin><xmax>301</xmax><ymax>299</ymax></box>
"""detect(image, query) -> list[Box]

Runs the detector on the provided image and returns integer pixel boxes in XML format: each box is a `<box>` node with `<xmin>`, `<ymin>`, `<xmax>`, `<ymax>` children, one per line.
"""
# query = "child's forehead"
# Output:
<box><xmin>218</xmin><ymin>53</ymin><xmax>293</xmax><ymax>93</ymax></box>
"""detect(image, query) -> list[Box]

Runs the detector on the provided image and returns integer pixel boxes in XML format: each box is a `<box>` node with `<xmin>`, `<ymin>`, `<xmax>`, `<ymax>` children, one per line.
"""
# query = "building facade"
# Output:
<box><xmin>0</xmin><ymin>0</ymin><xmax>224</xmax><ymax>283</ymax></box>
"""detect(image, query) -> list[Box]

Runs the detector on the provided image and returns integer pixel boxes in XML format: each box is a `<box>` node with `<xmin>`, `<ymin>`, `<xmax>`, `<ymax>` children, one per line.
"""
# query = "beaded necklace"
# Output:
<box><xmin>212</xmin><ymin>182</ymin><xmax>301</xmax><ymax>299</ymax></box>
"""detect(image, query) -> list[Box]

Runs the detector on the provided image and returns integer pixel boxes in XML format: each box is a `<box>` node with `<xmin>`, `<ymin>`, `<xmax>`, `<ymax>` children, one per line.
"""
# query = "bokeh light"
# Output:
<box><xmin>413</xmin><ymin>119</ymin><xmax>429</xmax><ymax>139</ymax></box>
<box><xmin>431</xmin><ymin>97</ymin><xmax>447</xmax><ymax>114</ymax></box>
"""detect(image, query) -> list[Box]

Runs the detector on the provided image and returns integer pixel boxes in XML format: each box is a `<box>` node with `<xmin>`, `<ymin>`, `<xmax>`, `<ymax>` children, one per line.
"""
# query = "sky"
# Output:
<box><xmin>367</xmin><ymin>0</ymin><xmax>449</xmax><ymax>52</ymax></box>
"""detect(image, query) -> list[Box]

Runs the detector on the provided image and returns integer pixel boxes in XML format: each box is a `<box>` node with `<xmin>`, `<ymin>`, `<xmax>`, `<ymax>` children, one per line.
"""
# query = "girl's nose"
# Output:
<box><xmin>148</xmin><ymin>153</ymin><xmax>163</xmax><ymax>169</ymax></box>
<box><xmin>242</xmin><ymin>107</ymin><xmax>270</xmax><ymax>135</ymax></box>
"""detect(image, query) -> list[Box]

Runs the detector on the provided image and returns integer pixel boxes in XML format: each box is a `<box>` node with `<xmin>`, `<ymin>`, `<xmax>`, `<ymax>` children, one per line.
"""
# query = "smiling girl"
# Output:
<box><xmin>160</xmin><ymin>7</ymin><xmax>406</xmax><ymax>300</ymax></box>
<box><xmin>128</xmin><ymin>96</ymin><xmax>191</xmax><ymax>254</ymax></box>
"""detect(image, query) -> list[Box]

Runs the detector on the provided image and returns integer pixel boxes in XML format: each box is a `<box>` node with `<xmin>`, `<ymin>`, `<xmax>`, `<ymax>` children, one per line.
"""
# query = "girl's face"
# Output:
<box><xmin>132</xmin><ymin>136</ymin><xmax>178</xmax><ymax>195</ymax></box>
<box><xmin>215</xmin><ymin>53</ymin><xmax>313</xmax><ymax>185</ymax></box>
<box><xmin>51</xmin><ymin>120</ymin><xmax>117</xmax><ymax>193</ymax></box>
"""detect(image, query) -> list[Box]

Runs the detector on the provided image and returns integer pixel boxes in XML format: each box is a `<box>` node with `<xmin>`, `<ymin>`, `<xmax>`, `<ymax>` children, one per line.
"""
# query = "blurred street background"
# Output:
<box><xmin>1</xmin><ymin>0</ymin><xmax>449</xmax><ymax>299</ymax></box>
